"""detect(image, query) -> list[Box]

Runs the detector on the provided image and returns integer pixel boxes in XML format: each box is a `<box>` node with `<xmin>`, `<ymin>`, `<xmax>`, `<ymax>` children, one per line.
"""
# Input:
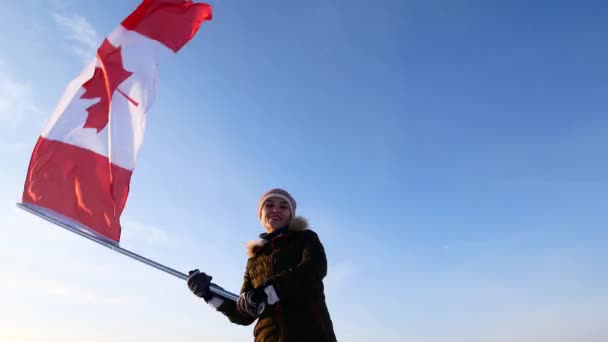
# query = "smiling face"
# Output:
<box><xmin>260</xmin><ymin>197</ymin><xmax>292</xmax><ymax>232</ymax></box>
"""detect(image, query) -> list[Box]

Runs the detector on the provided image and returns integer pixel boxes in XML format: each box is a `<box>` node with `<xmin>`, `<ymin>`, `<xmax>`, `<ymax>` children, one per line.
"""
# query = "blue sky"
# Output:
<box><xmin>1</xmin><ymin>0</ymin><xmax>607</xmax><ymax>341</ymax></box>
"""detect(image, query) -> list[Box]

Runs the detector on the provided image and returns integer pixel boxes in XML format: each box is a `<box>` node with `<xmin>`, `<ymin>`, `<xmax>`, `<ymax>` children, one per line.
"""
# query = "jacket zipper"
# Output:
<box><xmin>271</xmin><ymin>237</ymin><xmax>286</xmax><ymax>342</ymax></box>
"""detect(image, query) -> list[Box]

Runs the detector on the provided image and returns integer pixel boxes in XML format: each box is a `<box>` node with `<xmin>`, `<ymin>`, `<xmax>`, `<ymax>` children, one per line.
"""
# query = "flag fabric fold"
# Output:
<box><xmin>22</xmin><ymin>0</ymin><xmax>212</xmax><ymax>242</ymax></box>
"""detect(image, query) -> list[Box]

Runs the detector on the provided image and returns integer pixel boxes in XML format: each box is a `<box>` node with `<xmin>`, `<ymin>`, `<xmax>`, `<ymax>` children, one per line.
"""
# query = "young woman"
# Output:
<box><xmin>187</xmin><ymin>188</ymin><xmax>337</xmax><ymax>342</ymax></box>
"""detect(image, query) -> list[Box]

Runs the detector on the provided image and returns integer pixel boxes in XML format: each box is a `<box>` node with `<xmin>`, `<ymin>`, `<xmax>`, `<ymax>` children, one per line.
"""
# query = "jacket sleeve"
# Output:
<box><xmin>216</xmin><ymin>265</ymin><xmax>257</xmax><ymax>326</ymax></box>
<box><xmin>271</xmin><ymin>230</ymin><xmax>328</xmax><ymax>299</ymax></box>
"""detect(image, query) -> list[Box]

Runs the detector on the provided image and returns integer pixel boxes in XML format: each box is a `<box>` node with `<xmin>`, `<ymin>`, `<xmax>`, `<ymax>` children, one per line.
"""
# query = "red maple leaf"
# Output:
<box><xmin>81</xmin><ymin>39</ymin><xmax>134</xmax><ymax>133</ymax></box>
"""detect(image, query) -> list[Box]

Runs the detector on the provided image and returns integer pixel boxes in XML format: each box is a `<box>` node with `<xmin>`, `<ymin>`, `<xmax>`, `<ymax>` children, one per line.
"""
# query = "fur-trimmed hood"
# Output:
<box><xmin>246</xmin><ymin>216</ymin><xmax>309</xmax><ymax>257</ymax></box>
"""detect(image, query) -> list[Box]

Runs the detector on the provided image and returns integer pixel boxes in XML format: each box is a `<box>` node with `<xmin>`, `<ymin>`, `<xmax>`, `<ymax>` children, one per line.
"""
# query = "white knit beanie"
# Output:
<box><xmin>257</xmin><ymin>188</ymin><xmax>297</xmax><ymax>222</ymax></box>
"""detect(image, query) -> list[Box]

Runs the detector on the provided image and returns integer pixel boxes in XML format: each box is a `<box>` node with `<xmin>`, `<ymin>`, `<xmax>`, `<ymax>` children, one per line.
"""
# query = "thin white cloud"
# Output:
<box><xmin>121</xmin><ymin>219</ymin><xmax>174</xmax><ymax>246</ymax></box>
<box><xmin>0</xmin><ymin>61</ymin><xmax>42</xmax><ymax>128</ymax></box>
<box><xmin>0</xmin><ymin>141</ymin><xmax>26</xmax><ymax>153</ymax></box>
<box><xmin>324</xmin><ymin>260</ymin><xmax>353</xmax><ymax>297</ymax></box>
<box><xmin>489</xmin><ymin>178</ymin><xmax>608</xmax><ymax>188</ymax></box>
<box><xmin>0</xmin><ymin>205</ymin><xmax>142</xmax><ymax>309</ymax></box>
<box><xmin>0</xmin><ymin>271</ymin><xmax>136</xmax><ymax>307</ymax></box>
<box><xmin>52</xmin><ymin>13</ymin><xmax>100</xmax><ymax>61</ymax></box>
<box><xmin>469</xmin><ymin>297</ymin><xmax>608</xmax><ymax>342</ymax></box>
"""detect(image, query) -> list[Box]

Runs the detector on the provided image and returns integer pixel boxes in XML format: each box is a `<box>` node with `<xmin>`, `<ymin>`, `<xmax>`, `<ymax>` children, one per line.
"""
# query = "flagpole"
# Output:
<box><xmin>16</xmin><ymin>202</ymin><xmax>239</xmax><ymax>302</ymax></box>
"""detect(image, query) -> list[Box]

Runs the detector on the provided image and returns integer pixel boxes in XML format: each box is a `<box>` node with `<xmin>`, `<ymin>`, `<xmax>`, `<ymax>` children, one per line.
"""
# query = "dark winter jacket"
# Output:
<box><xmin>216</xmin><ymin>217</ymin><xmax>337</xmax><ymax>342</ymax></box>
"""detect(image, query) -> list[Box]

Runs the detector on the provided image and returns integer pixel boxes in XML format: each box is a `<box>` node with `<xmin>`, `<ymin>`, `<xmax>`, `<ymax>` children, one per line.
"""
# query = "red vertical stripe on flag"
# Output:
<box><xmin>121</xmin><ymin>0</ymin><xmax>212</xmax><ymax>52</ymax></box>
<box><xmin>22</xmin><ymin>138</ymin><xmax>132</xmax><ymax>242</ymax></box>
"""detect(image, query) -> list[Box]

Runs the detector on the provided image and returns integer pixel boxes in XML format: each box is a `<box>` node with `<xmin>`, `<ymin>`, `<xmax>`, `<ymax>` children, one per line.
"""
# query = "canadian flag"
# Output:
<box><xmin>22</xmin><ymin>0</ymin><xmax>212</xmax><ymax>242</ymax></box>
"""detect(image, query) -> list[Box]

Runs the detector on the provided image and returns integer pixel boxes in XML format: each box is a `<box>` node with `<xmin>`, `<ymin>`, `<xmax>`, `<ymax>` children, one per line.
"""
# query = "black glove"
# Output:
<box><xmin>237</xmin><ymin>285</ymin><xmax>268</xmax><ymax>318</ymax></box>
<box><xmin>187</xmin><ymin>269</ymin><xmax>213</xmax><ymax>302</ymax></box>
